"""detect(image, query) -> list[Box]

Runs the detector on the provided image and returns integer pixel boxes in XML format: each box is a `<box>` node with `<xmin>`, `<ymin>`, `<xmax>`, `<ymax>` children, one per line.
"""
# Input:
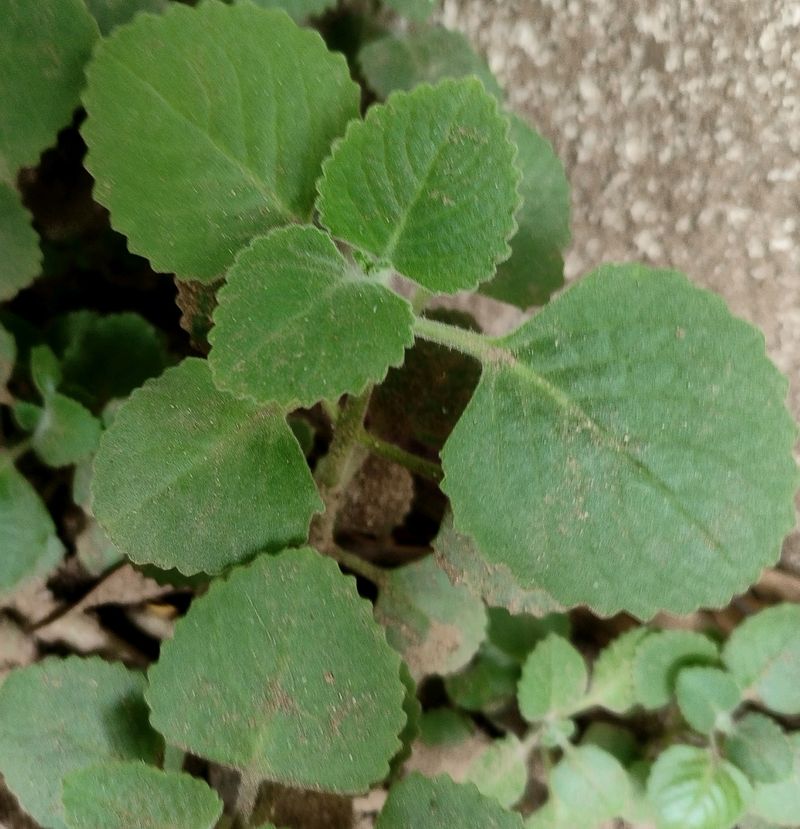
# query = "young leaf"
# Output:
<box><xmin>84</xmin><ymin>0</ymin><xmax>167</xmax><ymax>35</ymax></box>
<box><xmin>92</xmin><ymin>358</ymin><xmax>321</xmax><ymax>575</ymax></box>
<box><xmin>248</xmin><ymin>0</ymin><xmax>336</xmax><ymax>20</ymax></box>
<box><xmin>587</xmin><ymin>627</ymin><xmax>652</xmax><ymax>713</ymax></box>
<box><xmin>633</xmin><ymin>630</ymin><xmax>719</xmax><ymax>710</ymax></box>
<box><xmin>724</xmin><ymin>712</ymin><xmax>793</xmax><ymax>784</ymax></box>
<box><xmin>29</xmin><ymin>392</ymin><xmax>103</xmax><ymax>468</ymax></box>
<box><xmin>442</xmin><ymin>265</ymin><xmax>798</xmax><ymax>617</ymax></box>
<box><xmin>647</xmin><ymin>745</ymin><xmax>752</xmax><ymax>829</ymax></box>
<box><xmin>0</xmin><ymin>657</ymin><xmax>161</xmax><ymax>829</ymax></box>
<box><xmin>675</xmin><ymin>666</ymin><xmax>740</xmax><ymax>734</ymax></box>
<box><xmin>209</xmin><ymin>226</ymin><xmax>414</xmax><ymax>408</ymax></box>
<box><xmin>487</xmin><ymin>607</ymin><xmax>570</xmax><ymax>664</ymax></box>
<box><xmin>0</xmin><ymin>459</ymin><xmax>64</xmax><ymax>596</ymax></box>
<box><xmin>82</xmin><ymin>2</ymin><xmax>359</xmax><ymax>281</ymax></box>
<box><xmin>581</xmin><ymin>722</ymin><xmax>641</xmax><ymax>767</ymax></box>
<box><xmin>0</xmin><ymin>183</ymin><xmax>41</xmax><ymax>300</ymax></box>
<box><xmin>722</xmin><ymin>603</ymin><xmax>800</xmax><ymax>715</ymax></box>
<box><xmin>464</xmin><ymin>734</ymin><xmax>528</xmax><ymax>808</ymax></box>
<box><xmin>377</xmin><ymin>773</ymin><xmax>524</xmax><ymax>828</ymax></box>
<box><xmin>0</xmin><ymin>322</ymin><xmax>16</xmax><ymax>397</ymax></box>
<box><xmin>517</xmin><ymin>633</ymin><xmax>588</xmax><ymax>722</ymax></box>
<box><xmin>374</xmin><ymin>554</ymin><xmax>487</xmax><ymax>680</ymax></box>
<box><xmin>749</xmin><ymin>733</ymin><xmax>800</xmax><ymax>826</ymax></box>
<box><xmin>0</xmin><ymin>0</ymin><xmax>98</xmax><ymax>180</ymax></box>
<box><xmin>445</xmin><ymin>644</ymin><xmax>520</xmax><ymax>713</ymax></box>
<box><xmin>317</xmin><ymin>78</ymin><xmax>520</xmax><ymax>294</ymax></box>
<box><xmin>30</xmin><ymin>343</ymin><xmax>62</xmax><ymax>397</ymax></box>
<box><xmin>147</xmin><ymin>548</ymin><xmax>406</xmax><ymax>794</ymax></box>
<box><xmin>359</xmin><ymin>27</ymin><xmax>503</xmax><ymax>100</ymax></box>
<box><xmin>480</xmin><ymin>115</ymin><xmax>571</xmax><ymax>308</ymax></box>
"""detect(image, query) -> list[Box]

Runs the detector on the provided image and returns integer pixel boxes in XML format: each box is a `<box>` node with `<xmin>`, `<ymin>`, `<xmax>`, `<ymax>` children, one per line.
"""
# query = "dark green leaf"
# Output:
<box><xmin>445</xmin><ymin>644</ymin><xmax>519</xmax><ymax>714</ymax></box>
<box><xmin>0</xmin><ymin>322</ymin><xmax>15</xmax><ymax>398</ymax></box>
<box><xmin>487</xmin><ymin>607</ymin><xmax>570</xmax><ymax>664</ymax></box>
<box><xmin>0</xmin><ymin>183</ymin><xmax>41</xmax><ymax>300</ymax></box>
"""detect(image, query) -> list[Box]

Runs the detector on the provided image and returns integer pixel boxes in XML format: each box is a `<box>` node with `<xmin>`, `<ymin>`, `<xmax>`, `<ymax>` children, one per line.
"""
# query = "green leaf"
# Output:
<box><xmin>725</xmin><ymin>713</ymin><xmax>793</xmax><ymax>784</ymax></box>
<box><xmin>82</xmin><ymin>2</ymin><xmax>359</xmax><ymax>281</ymax></box>
<box><xmin>418</xmin><ymin>708</ymin><xmax>474</xmax><ymax>745</ymax></box>
<box><xmin>147</xmin><ymin>548</ymin><xmax>406</xmax><ymax>793</ymax></box>
<box><xmin>0</xmin><ymin>460</ymin><xmax>64</xmax><ymax>596</ymax></box>
<box><xmin>675</xmin><ymin>666</ymin><xmax>740</xmax><ymax>734</ymax></box>
<box><xmin>647</xmin><ymin>745</ymin><xmax>752</xmax><ymax>829</ymax></box>
<box><xmin>30</xmin><ymin>392</ymin><xmax>103</xmax><ymax>467</ymax></box>
<box><xmin>442</xmin><ymin>265</ymin><xmax>798</xmax><ymax>617</ymax></box>
<box><xmin>0</xmin><ymin>183</ymin><xmax>41</xmax><ymax>300</ymax></box>
<box><xmin>377</xmin><ymin>773</ymin><xmax>524</xmax><ymax>828</ymax></box>
<box><xmin>374</xmin><ymin>554</ymin><xmax>487</xmax><ymax>680</ymax></box>
<box><xmin>464</xmin><ymin>734</ymin><xmax>528</xmax><ymax>808</ymax></box>
<box><xmin>722</xmin><ymin>603</ymin><xmax>800</xmax><ymax>715</ymax></box>
<box><xmin>84</xmin><ymin>0</ymin><xmax>167</xmax><ymax>35</ymax></box>
<box><xmin>487</xmin><ymin>607</ymin><xmax>570</xmax><ymax>664</ymax></box>
<box><xmin>517</xmin><ymin>633</ymin><xmax>588</xmax><ymax>722</ymax></box>
<box><xmin>209</xmin><ymin>225</ymin><xmax>414</xmax><ymax>408</ymax></box>
<box><xmin>0</xmin><ymin>323</ymin><xmax>16</xmax><ymax>397</ymax></box>
<box><xmin>92</xmin><ymin>358</ymin><xmax>321</xmax><ymax>575</ymax></box>
<box><xmin>480</xmin><ymin>115</ymin><xmax>571</xmax><ymax>308</ymax></box>
<box><xmin>359</xmin><ymin>27</ymin><xmax>503</xmax><ymax>100</ymax></box>
<box><xmin>633</xmin><ymin>630</ymin><xmax>719</xmax><ymax>710</ymax></box>
<box><xmin>248</xmin><ymin>0</ymin><xmax>336</xmax><ymax>20</ymax></box>
<box><xmin>30</xmin><ymin>343</ymin><xmax>62</xmax><ymax>397</ymax></box>
<box><xmin>0</xmin><ymin>657</ymin><xmax>161</xmax><ymax>829</ymax></box>
<box><xmin>587</xmin><ymin>627</ymin><xmax>652</xmax><ymax>713</ymax></box>
<box><xmin>391</xmin><ymin>662</ymin><xmax>421</xmax><ymax>774</ymax></box>
<box><xmin>12</xmin><ymin>400</ymin><xmax>43</xmax><ymax>432</ymax></box>
<box><xmin>0</xmin><ymin>0</ymin><xmax>98</xmax><ymax>180</ymax></box>
<box><xmin>62</xmin><ymin>762</ymin><xmax>222</xmax><ymax>829</ymax></box>
<box><xmin>318</xmin><ymin>78</ymin><xmax>520</xmax><ymax>294</ymax></box>
<box><xmin>581</xmin><ymin>722</ymin><xmax>640</xmax><ymax>767</ymax></box>
<box><xmin>750</xmin><ymin>733</ymin><xmax>800</xmax><ymax>826</ymax></box>
<box><xmin>444</xmin><ymin>644</ymin><xmax>519</xmax><ymax>714</ymax></box>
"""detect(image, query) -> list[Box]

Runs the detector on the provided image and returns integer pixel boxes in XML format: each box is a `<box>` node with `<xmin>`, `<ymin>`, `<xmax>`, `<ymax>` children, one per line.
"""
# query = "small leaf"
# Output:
<box><xmin>675</xmin><ymin>666</ymin><xmax>740</xmax><ymax>734</ymax></box>
<box><xmin>30</xmin><ymin>392</ymin><xmax>102</xmax><ymax>468</ymax></box>
<box><xmin>465</xmin><ymin>734</ymin><xmax>528</xmax><ymax>808</ymax></box>
<box><xmin>62</xmin><ymin>762</ymin><xmax>223</xmax><ymax>829</ymax></box>
<box><xmin>92</xmin><ymin>358</ymin><xmax>321</xmax><ymax>575</ymax></box>
<box><xmin>647</xmin><ymin>745</ymin><xmax>752</xmax><ymax>829</ymax></box>
<box><xmin>725</xmin><ymin>712</ymin><xmax>793</xmax><ymax>784</ymax></box>
<box><xmin>518</xmin><ymin>633</ymin><xmax>588</xmax><ymax>722</ymax></box>
<box><xmin>587</xmin><ymin>627</ymin><xmax>652</xmax><ymax>713</ymax></box>
<box><xmin>633</xmin><ymin>630</ymin><xmax>719</xmax><ymax>710</ymax></box>
<box><xmin>375</xmin><ymin>554</ymin><xmax>487</xmax><ymax>680</ymax></box>
<box><xmin>12</xmin><ymin>400</ymin><xmax>42</xmax><ymax>432</ymax></box>
<box><xmin>84</xmin><ymin>0</ymin><xmax>167</xmax><ymax>35</ymax></box>
<box><xmin>722</xmin><ymin>603</ymin><xmax>800</xmax><ymax>715</ymax></box>
<box><xmin>0</xmin><ymin>459</ymin><xmax>64</xmax><ymax>596</ymax></box>
<box><xmin>0</xmin><ymin>322</ymin><xmax>15</xmax><ymax>396</ymax></box>
<box><xmin>209</xmin><ymin>226</ymin><xmax>414</xmax><ymax>408</ymax></box>
<box><xmin>30</xmin><ymin>343</ymin><xmax>61</xmax><ymax>397</ymax></box>
<box><xmin>377</xmin><ymin>773</ymin><xmax>524</xmax><ymax>828</ymax></box>
<box><xmin>0</xmin><ymin>0</ymin><xmax>98</xmax><ymax>179</ymax></box>
<box><xmin>0</xmin><ymin>183</ymin><xmax>41</xmax><ymax>301</ymax></box>
<box><xmin>749</xmin><ymin>733</ymin><xmax>800</xmax><ymax>826</ymax></box>
<box><xmin>147</xmin><ymin>548</ymin><xmax>406</xmax><ymax>794</ymax></box>
<box><xmin>82</xmin><ymin>2</ymin><xmax>359</xmax><ymax>280</ymax></box>
<box><xmin>444</xmin><ymin>644</ymin><xmax>519</xmax><ymax>713</ymax></box>
<box><xmin>0</xmin><ymin>657</ymin><xmax>161</xmax><ymax>829</ymax></box>
<box><xmin>359</xmin><ymin>27</ymin><xmax>503</xmax><ymax>100</ymax></box>
<box><xmin>318</xmin><ymin>78</ymin><xmax>520</xmax><ymax>294</ymax></box>
<box><xmin>442</xmin><ymin>265</ymin><xmax>798</xmax><ymax>617</ymax></box>
<box><xmin>248</xmin><ymin>0</ymin><xmax>336</xmax><ymax>20</ymax></box>
<box><xmin>487</xmin><ymin>607</ymin><xmax>571</xmax><ymax>664</ymax></box>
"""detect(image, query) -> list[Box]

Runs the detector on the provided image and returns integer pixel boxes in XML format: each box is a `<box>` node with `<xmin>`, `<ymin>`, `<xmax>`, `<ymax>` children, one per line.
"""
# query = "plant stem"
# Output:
<box><xmin>413</xmin><ymin>315</ymin><xmax>496</xmax><ymax>362</ymax></box>
<box><xmin>356</xmin><ymin>428</ymin><xmax>442</xmax><ymax>482</ymax></box>
<box><xmin>329</xmin><ymin>543</ymin><xmax>387</xmax><ymax>587</ymax></box>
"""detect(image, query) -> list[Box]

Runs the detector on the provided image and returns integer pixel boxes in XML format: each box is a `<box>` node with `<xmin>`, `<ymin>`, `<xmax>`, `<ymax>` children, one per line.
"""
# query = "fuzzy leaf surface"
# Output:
<box><xmin>442</xmin><ymin>265</ymin><xmax>798</xmax><ymax>617</ymax></box>
<box><xmin>210</xmin><ymin>226</ymin><xmax>414</xmax><ymax>407</ymax></box>
<box><xmin>84</xmin><ymin>0</ymin><xmax>167</xmax><ymax>34</ymax></box>
<box><xmin>675</xmin><ymin>666</ymin><xmax>740</xmax><ymax>734</ymax></box>
<box><xmin>0</xmin><ymin>183</ymin><xmax>41</xmax><ymax>300</ymax></box>
<box><xmin>29</xmin><ymin>392</ymin><xmax>102</xmax><ymax>468</ymax></box>
<box><xmin>587</xmin><ymin>627</ymin><xmax>652</xmax><ymax>713</ymax></box>
<box><xmin>750</xmin><ymin>733</ymin><xmax>800</xmax><ymax>826</ymax></box>
<box><xmin>92</xmin><ymin>358</ymin><xmax>321</xmax><ymax>575</ymax></box>
<box><xmin>82</xmin><ymin>2</ymin><xmax>359</xmax><ymax>280</ymax></box>
<box><xmin>518</xmin><ymin>633</ymin><xmax>588</xmax><ymax>721</ymax></box>
<box><xmin>318</xmin><ymin>78</ymin><xmax>519</xmax><ymax>293</ymax></box>
<box><xmin>0</xmin><ymin>657</ymin><xmax>161</xmax><ymax>829</ymax></box>
<box><xmin>147</xmin><ymin>548</ymin><xmax>406</xmax><ymax>793</ymax></box>
<box><xmin>465</xmin><ymin>734</ymin><xmax>528</xmax><ymax>808</ymax></box>
<box><xmin>725</xmin><ymin>713</ymin><xmax>793</xmax><ymax>784</ymax></box>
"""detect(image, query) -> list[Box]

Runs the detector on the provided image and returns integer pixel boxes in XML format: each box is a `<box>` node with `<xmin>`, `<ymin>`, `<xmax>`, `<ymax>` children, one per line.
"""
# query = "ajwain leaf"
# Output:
<box><xmin>724</xmin><ymin>712</ymin><xmax>793</xmax><ymax>785</ymax></box>
<box><xmin>586</xmin><ymin>627</ymin><xmax>652</xmax><ymax>713</ymax></box>
<box><xmin>487</xmin><ymin>607</ymin><xmax>570</xmax><ymax>664</ymax></box>
<box><xmin>442</xmin><ymin>265</ymin><xmax>798</xmax><ymax>617</ymax></box>
<box><xmin>92</xmin><ymin>358</ymin><xmax>321</xmax><ymax>575</ymax></box>
<box><xmin>465</xmin><ymin>734</ymin><xmax>529</xmax><ymax>808</ymax></box>
<box><xmin>749</xmin><ymin>733</ymin><xmax>800</xmax><ymax>826</ymax></box>
<box><xmin>29</xmin><ymin>392</ymin><xmax>103</xmax><ymax>468</ymax></box>
<box><xmin>0</xmin><ymin>183</ymin><xmax>41</xmax><ymax>301</ymax></box>
<box><xmin>84</xmin><ymin>0</ymin><xmax>167</xmax><ymax>35</ymax></box>
<box><xmin>517</xmin><ymin>633</ymin><xmax>588</xmax><ymax>722</ymax></box>
<box><xmin>147</xmin><ymin>548</ymin><xmax>406</xmax><ymax>794</ymax></box>
<box><xmin>82</xmin><ymin>2</ymin><xmax>359</xmax><ymax>280</ymax></box>
<box><xmin>248</xmin><ymin>0</ymin><xmax>337</xmax><ymax>20</ymax></box>
<box><xmin>209</xmin><ymin>225</ymin><xmax>414</xmax><ymax>408</ymax></box>
<box><xmin>675</xmin><ymin>666</ymin><xmax>740</xmax><ymax>735</ymax></box>
<box><xmin>318</xmin><ymin>78</ymin><xmax>520</xmax><ymax>294</ymax></box>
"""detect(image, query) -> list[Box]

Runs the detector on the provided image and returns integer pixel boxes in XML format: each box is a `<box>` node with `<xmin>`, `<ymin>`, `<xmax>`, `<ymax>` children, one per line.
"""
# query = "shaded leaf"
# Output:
<box><xmin>444</xmin><ymin>644</ymin><xmax>519</xmax><ymax>714</ymax></box>
<box><xmin>487</xmin><ymin>607</ymin><xmax>570</xmax><ymax>664</ymax></box>
<box><xmin>390</xmin><ymin>662</ymin><xmax>421</xmax><ymax>774</ymax></box>
<box><xmin>84</xmin><ymin>0</ymin><xmax>167</xmax><ymax>35</ymax></box>
<box><xmin>0</xmin><ymin>323</ymin><xmax>16</xmax><ymax>397</ymax></box>
<box><xmin>24</xmin><ymin>393</ymin><xmax>102</xmax><ymax>468</ymax></box>
<box><xmin>0</xmin><ymin>184</ymin><xmax>41</xmax><ymax>301</ymax></box>
<box><xmin>418</xmin><ymin>708</ymin><xmax>475</xmax><ymax>745</ymax></box>
<box><xmin>581</xmin><ymin>722</ymin><xmax>640</xmax><ymax>767</ymax></box>
<box><xmin>675</xmin><ymin>666</ymin><xmax>740</xmax><ymax>734</ymax></box>
<box><xmin>725</xmin><ymin>712</ymin><xmax>793</xmax><ymax>784</ymax></box>
<box><xmin>587</xmin><ymin>627</ymin><xmax>652</xmax><ymax>713</ymax></box>
<box><xmin>30</xmin><ymin>343</ymin><xmax>61</xmax><ymax>397</ymax></box>
<box><xmin>518</xmin><ymin>633</ymin><xmax>587</xmax><ymax>722</ymax></box>
<box><xmin>750</xmin><ymin>733</ymin><xmax>800</xmax><ymax>826</ymax></box>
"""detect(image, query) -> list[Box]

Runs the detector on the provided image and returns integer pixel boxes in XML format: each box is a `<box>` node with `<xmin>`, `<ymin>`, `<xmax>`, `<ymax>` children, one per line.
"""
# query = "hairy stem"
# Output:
<box><xmin>413</xmin><ymin>315</ymin><xmax>496</xmax><ymax>362</ymax></box>
<box><xmin>357</xmin><ymin>428</ymin><xmax>442</xmax><ymax>482</ymax></box>
<box><xmin>329</xmin><ymin>543</ymin><xmax>387</xmax><ymax>587</ymax></box>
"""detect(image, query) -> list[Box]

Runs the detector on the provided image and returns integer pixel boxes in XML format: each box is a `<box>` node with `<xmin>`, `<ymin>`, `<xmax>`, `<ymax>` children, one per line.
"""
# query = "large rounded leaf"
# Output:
<box><xmin>147</xmin><ymin>548</ymin><xmax>406</xmax><ymax>793</ymax></box>
<box><xmin>441</xmin><ymin>265</ymin><xmax>798</xmax><ymax>617</ymax></box>
<box><xmin>92</xmin><ymin>358</ymin><xmax>321</xmax><ymax>575</ymax></box>
<box><xmin>0</xmin><ymin>183</ymin><xmax>41</xmax><ymax>300</ymax></box>
<box><xmin>82</xmin><ymin>2</ymin><xmax>359</xmax><ymax>280</ymax></box>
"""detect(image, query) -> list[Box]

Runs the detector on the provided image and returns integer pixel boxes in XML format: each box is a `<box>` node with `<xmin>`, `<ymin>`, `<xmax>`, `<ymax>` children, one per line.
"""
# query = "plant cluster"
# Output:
<box><xmin>0</xmin><ymin>1</ymin><xmax>798</xmax><ymax>828</ymax></box>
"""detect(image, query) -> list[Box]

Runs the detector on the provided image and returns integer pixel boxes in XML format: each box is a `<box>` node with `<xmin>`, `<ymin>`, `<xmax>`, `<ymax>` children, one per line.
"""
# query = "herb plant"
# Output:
<box><xmin>0</xmin><ymin>1</ymin><xmax>798</xmax><ymax>828</ymax></box>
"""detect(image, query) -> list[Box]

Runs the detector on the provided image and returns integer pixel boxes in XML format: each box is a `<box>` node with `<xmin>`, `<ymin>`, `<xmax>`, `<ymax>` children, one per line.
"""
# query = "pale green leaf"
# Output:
<box><xmin>0</xmin><ymin>0</ymin><xmax>98</xmax><ymax>179</ymax></box>
<box><xmin>0</xmin><ymin>183</ymin><xmax>41</xmax><ymax>300</ymax></box>
<box><xmin>750</xmin><ymin>733</ymin><xmax>800</xmax><ymax>826</ymax></box>
<box><xmin>480</xmin><ymin>115</ymin><xmax>571</xmax><ymax>308</ymax></box>
<box><xmin>374</xmin><ymin>554</ymin><xmax>487</xmax><ymax>680</ymax></box>
<box><xmin>84</xmin><ymin>0</ymin><xmax>167</xmax><ymax>35</ymax></box>
<box><xmin>377</xmin><ymin>773</ymin><xmax>524</xmax><ymax>828</ymax></box>
<box><xmin>383</xmin><ymin>0</ymin><xmax>437</xmax><ymax>20</ymax></box>
<box><xmin>725</xmin><ymin>713</ymin><xmax>793</xmax><ymax>784</ymax></box>
<box><xmin>442</xmin><ymin>265</ymin><xmax>798</xmax><ymax>617</ymax></box>
<box><xmin>318</xmin><ymin>78</ymin><xmax>520</xmax><ymax>294</ymax></box>
<box><xmin>525</xmin><ymin>801</ymin><xmax>564</xmax><ymax>829</ymax></box>
<box><xmin>722</xmin><ymin>603</ymin><xmax>800</xmax><ymax>715</ymax></box>
<box><xmin>647</xmin><ymin>745</ymin><xmax>752</xmax><ymax>829</ymax></box>
<box><xmin>465</xmin><ymin>734</ymin><xmax>528</xmax><ymax>809</ymax></box>
<box><xmin>30</xmin><ymin>343</ymin><xmax>62</xmax><ymax>397</ymax></box>
<box><xmin>248</xmin><ymin>0</ymin><xmax>336</xmax><ymax>20</ymax></box>
<box><xmin>487</xmin><ymin>607</ymin><xmax>570</xmax><ymax>664</ymax></box>
<box><xmin>587</xmin><ymin>627</ymin><xmax>652</xmax><ymax>713</ymax></box>
<box><xmin>30</xmin><ymin>392</ymin><xmax>102</xmax><ymax>468</ymax></box>
<box><xmin>0</xmin><ymin>323</ymin><xmax>16</xmax><ymax>395</ymax></box>
<box><xmin>633</xmin><ymin>630</ymin><xmax>719</xmax><ymax>710</ymax></box>
<box><xmin>675</xmin><ymin>666</ymin><xmax>740</xmax><ymax>734</ymax></box>
<box><xmin>0</xmin><ymin>657</ymin><xmax>161</xmax><ymax>829</ymax></box>
<box><xmin>359</xmin><ymin>27</ymin><xmax>503</xmax><ymax>100</ymax></box>
<box><xmin>539</xmin><ymin>718</ymin><xmax>576</xmax><ymax>749</ymax></box>
<box><xmin>62</xmin><ymin>762</ymin><xmax>222</xmax><ymax>829</ymax></box>
<box><xmin>0</xmin><ymin>459</ymin><xmax>64</xmax><ymax>596</ymax></box>
<box><xmin>147</xmin><ymin>548</ymin><xmax>406</xmax><ymax>794</ymax></box>
<box><xmin>444</xmin><ymin>644</ymin><xmax>519</xmax><ymax>713</ymax></box>
<box><xmin>92</xmin><ymin>358</ymin><xmax>321</xmax><ymax>575</ymax></box>
<box><xmin>518</xmin><ymin>633</ymin><xmax>588</xmax><ymax>722</ymax></box>
<box><xmin>82</xmin><ymin>2</ymin><xmax>359</xmax><ymax>280</ymax></box>
<box><xmin>209</xmin><ymin>225</ymin><xmax>414</xmax><ymax>408</ymax></box>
